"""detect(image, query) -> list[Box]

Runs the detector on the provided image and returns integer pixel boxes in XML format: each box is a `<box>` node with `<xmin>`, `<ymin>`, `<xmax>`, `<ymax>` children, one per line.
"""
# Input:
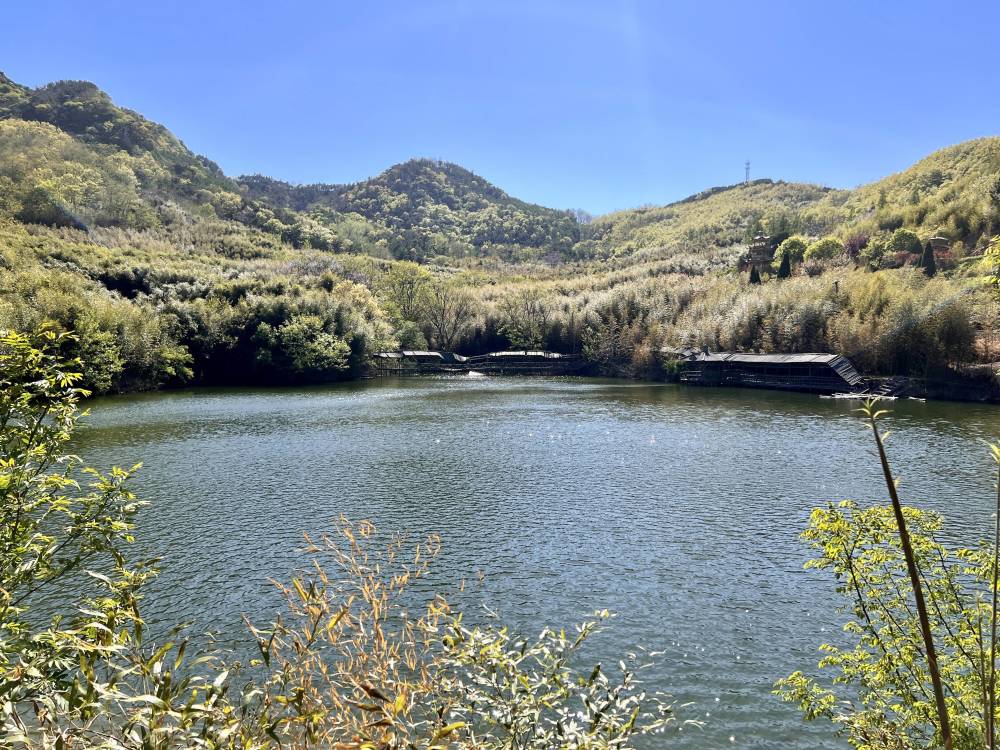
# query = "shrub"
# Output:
<box><xmin>859</xmin><ymin>232</ymin><xmax>893</xmax><ymax>270</ymax></box>
<box><xmin>804</xmin><ymin>236</ymin><xmax>845</xmax><ymax>262</ymax></box>
<box><xmin>775</xmin><ymin>235</ymin><xmax>808</xmax><ymax>264</ymax></box>
<box><xmin>777</xmin><ymin>406</ymin><xmax>1000</xmax><ymax>749</ymax></box>
<box><xmin>843</xmin><ymin>232</ymin><xmax>870</xmax><ymax>260</ymax></box>
<box><xmin>889</xmin><ymin>227</ymin><xmax>923</xmax><ymax>256</ymax></box>
<box><xmin>801</xmin><ymin>258</ymin><xmax>825</xmax><ymax>276</ymax></box>
<box><xmin>0</xmin><ymin>328</ymin><xmax>248</xmax><ymax>746</ymax></box>
<box><xmin>251</xmin><ymin>518</ymin><xmax>685</xmax><ymax>748</ymax></box>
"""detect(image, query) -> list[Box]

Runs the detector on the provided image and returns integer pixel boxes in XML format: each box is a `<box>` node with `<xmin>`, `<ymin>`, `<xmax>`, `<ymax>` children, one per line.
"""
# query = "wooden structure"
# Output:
<box><xmin>671</xmin><ymin>350</ymin><xmax>865</xmax><ymax>394</ymax></box>
<box><xmin>747</xmin><ymin>234</ymin><xmax>772</xmax><ymax>271</ymax></box>
<box><xmin>372</xmin><ymin>350</ymin><xmax>586</xmax><ymax>377</ymax></box>
<box><xmin>928</xmin><ymin>236</ymin><xmax>950</xmax><ymax>254</ymax></box>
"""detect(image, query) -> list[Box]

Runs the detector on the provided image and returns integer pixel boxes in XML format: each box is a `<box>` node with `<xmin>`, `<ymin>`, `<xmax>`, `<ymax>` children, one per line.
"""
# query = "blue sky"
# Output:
<box><xmin>5</xmin><ymin>1</ymin><xmax>998</xmax><ymax>214</ymax></box>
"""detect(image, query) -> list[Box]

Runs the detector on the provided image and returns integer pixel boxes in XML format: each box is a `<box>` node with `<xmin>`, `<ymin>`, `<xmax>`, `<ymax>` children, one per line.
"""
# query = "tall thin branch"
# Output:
<box><xmin>866</xmin><ymin>401</ymin><xmax>952</xmax><ymax>750</ymax></box>
<box><xmin>988</xmin><ymin>456</ymin><xmax>1000</xmax><ymax>749</ymax></box>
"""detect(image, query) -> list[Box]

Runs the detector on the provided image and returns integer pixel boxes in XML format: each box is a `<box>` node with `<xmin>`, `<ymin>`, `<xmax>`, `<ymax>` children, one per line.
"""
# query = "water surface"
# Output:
<box><xmin>74</xmin><ymin>377</ymin><xmax>1000</xmax><ymax>748</ymax></box>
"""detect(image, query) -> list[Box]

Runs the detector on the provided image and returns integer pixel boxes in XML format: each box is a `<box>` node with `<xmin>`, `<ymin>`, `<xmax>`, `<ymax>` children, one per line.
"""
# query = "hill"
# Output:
<box><xmin>240</xmin><ymin>158</ymin><xmax>582</xmax><ymax>262</ymax></box>
<box><xmin>578</xmin><ymin>179</ymin><xmax>846</xmax><ymax>260</ymax></box>
<box><xmin>839</xmin><ymin>137</ymin><xmax>1000</xmax><ymax>245</ymax></box>
<box><xmin>0</xmin><ymin>73</ymin><xmax>389</xmax><ymax>254</ymax></box>
<box><xmin>581</xmin><ymin>138</ymin><xmax>1000</xmax><ymax>264</ymax></box>
<box><xmin>0</xmin><ymin>72</ymin><xmax>233</xmax><ymax>198</ymax></box>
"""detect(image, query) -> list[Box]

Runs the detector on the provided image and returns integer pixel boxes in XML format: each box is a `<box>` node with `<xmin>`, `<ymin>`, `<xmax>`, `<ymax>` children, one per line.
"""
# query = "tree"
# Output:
<box><xmin>987</xmin><ymin>236</ymin><xmax>1000</xmax><ymax>289</ymax></box>
<box><xmin>921</xmin><ymin>241</ymin><xmax>937</xmax><ymax>277</ymax></box>
<box><xmin>804</xmin><ymin>236</ymin><xmax>845</xmax><ymax>262</ymax></box>
<box><xmin>776</xmin><ymin>250</ymin><xmax>791</xmax><ymax>279</ymax></box>
<box><xmin>498</xmin><ymin>287</ymin><xmax>551</xmax><ymax>348</ymax></box>
<box><xmin>749</xmin><ymin>265</ymin><xmax>762</xmax><ymax>284</ymax></box>
<box><xmin>382</xmin><ymin>260</ymin><xmax>431</xmax><ymax>321</ymax></box>
<box><xmin>859</xmin><ymin>232</ymin><xmax>892</xmax><ymax>270</ymax></box>
<box><xmin>989</xmin><ymin>174</ymin><xmax>1000</xmax><ymax>214</ymax></box>
<box><xmin>275</xmin><ymin>314</ymin><xmax>351</xmax><ymax>376</ymax></box>
<box><xmin>419</xmin><ymin>281</ymin><xmax>475</xmax><ymax>350</ymax></box>
<box><xmin>889</xmin><ymin>228</ymin><xmax>923</xmax><ymax>257</ymax></box>
<box><xmin>775</xmin><ymin>235</ymin><xmax>808</xmax><ymax>264</ymax></box>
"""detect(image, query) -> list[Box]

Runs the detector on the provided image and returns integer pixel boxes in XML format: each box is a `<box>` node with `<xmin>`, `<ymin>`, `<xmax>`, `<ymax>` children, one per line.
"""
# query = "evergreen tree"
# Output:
<box><xmin>749</xmin><ymin>265</ymin><xmax>762</xmax><ymax>284</ymax></box>
<box><xmin>921</xmin><ymin>241</ymin><xmax>937</xmax><ymax>277</ymax></box>
<box><xmin>776</xmin><ymin>250</ymin><xmax>791</xmax><ymax>279</ymax></box>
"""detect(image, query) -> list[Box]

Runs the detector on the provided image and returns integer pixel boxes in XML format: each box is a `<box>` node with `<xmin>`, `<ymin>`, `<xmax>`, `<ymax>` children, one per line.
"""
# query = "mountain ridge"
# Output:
<box><xmin>1</xmin><ymin>70</ymin><xmax>997</xmax><ymax>262</ymax></box>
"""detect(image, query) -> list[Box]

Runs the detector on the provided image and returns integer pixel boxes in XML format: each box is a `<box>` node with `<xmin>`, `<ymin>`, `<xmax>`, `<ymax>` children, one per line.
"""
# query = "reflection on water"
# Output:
<box><xmin>73</xmin><ymin>378</ymin><xmax>1000</xmax><ymax>749</ymax></box>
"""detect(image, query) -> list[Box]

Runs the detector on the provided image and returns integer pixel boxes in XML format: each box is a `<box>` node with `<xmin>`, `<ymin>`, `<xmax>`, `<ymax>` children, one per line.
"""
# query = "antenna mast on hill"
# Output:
<box><xmin>745</xmin><ymin>160</ymin><xmax>750</xmax><ymax>184</ymax></box>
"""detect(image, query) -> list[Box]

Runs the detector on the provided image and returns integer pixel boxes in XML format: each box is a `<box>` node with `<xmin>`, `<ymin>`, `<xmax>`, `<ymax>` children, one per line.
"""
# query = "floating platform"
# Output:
<box><xmin>371</xmin><ymin>350</ymin><xmax>587</xmax><ymax>377</ymax></box>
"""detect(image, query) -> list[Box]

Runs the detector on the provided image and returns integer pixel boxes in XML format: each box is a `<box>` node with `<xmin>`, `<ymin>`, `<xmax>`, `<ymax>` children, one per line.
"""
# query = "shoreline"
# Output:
<box><xmin>85</xmin><ymin>368</ymin><xmax>1000</xmax><ymax>406</ymax></box>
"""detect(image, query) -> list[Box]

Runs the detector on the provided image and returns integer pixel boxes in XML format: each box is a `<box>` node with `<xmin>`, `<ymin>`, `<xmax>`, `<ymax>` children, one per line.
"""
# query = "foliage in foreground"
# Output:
<box><xmin>0</xmin><ymin>328</ymin><xmax>680</xmax><ymax>748</ymax></box>
<box><xmin>777</xmin><ymin>405</ymin><xmax>1000</xmax><ymax>749</ymax></box>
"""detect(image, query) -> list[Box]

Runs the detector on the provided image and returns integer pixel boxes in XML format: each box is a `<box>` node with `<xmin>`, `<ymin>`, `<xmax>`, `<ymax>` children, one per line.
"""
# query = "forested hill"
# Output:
<box><xmin>578</xmin><ymin>179</ymin><xmax>844</xmax><ymax>260</ymax></box>
<box><xmin>582</xmin><ymin>138</ymin><xmax>1000</xmax><ymax>261</ymax></box>
<box><xmin>0</xmin><ymin>72</ymin><xmax>233</xmax><ymax>197</ymax></box>
<box><xmin>0</xmin><ymin>72</ymin><xmax>582</xmax><ymax>261</ymax></box>
<box><xmin>240</xmin><ymin>159</ymin><xmax>582</xmax><ymax>262</ymax></box>
<box><xmin>2</xmin><ymin>71</ymin><xmax>997</xmax><ymax>266</ymax></box>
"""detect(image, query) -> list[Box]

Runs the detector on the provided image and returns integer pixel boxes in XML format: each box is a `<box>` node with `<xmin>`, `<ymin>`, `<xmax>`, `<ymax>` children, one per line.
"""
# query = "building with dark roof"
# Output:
<box><xmin>669</xmin><ymin>350</ymin><xmax>864</xmax><ymax>393</ymax></box>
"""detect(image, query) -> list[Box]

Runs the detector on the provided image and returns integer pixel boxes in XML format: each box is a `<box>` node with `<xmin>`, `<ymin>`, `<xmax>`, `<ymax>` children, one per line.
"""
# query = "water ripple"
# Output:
<box><xmin>73</xmin><ymin>378</ymin><xmax>1000</xmax><ymax>749</ymax></box>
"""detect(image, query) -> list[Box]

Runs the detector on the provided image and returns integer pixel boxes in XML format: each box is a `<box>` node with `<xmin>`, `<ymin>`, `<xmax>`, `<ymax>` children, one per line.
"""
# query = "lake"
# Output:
<box><xmin>73</xmin><ymin>377</ymin><xmax>1000</xmax><ymax>748</ymax></box>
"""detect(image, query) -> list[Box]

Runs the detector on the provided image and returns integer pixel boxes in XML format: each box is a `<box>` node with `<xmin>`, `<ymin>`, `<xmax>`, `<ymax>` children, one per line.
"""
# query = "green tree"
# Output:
<box><xmin>804</xmin><ymin>236</ymin><xmax>845</xmax><ymax>262</ymax></box>
<box><xmin>988</xmin><ymin>174</ymin><xmax>1000</xmax><ymax>214</ymax></box>
<box><xmin>921</xmin><ymin>241</ymin><xmax>938</xmax><ymax>277</ymax></box>
<box><xmin>776</xmin><ymin>250</ymin><xmax>791</xmax><ymax>279</ymax></box>
<box><xmin>859</xmin><ymin>232</ymin><xmax>892</xmax><ymax>270</ymax></box>
<box><xmin>775</xmin><ymin>235</ymin><xmax>808</xmax><ymax>264</ymax></box>
<box><xmin>498</xmin><ymin>287</ymin><xmax>551</xmax><ymax>348</ymax></box>
<box><xmin>889</xmin><ymin>227</ymin><xmax>923</xmax><ymax>257</ymax></box>
<box><xmin>381</xmin><ymin>260</ymin><xmax>431</xmax><ymax>321</ymax></box>
<box><xmin>987</xmin><ymin>236</ymin><xmax>1000</xmax><ymax>288</ymax></box>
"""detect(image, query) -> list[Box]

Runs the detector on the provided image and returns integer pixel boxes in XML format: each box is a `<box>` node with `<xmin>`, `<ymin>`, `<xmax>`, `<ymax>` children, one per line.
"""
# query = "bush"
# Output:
<box><xmin>0</xmin><ymin>328</ymin><xmax>247</xmax><ymax>746</ymax></box>
<box><xmin>804</xmin><ymin>236</ymin><xmax>845</xmax><ymax>262</ymax></box>
<box><xmin>775</xmin><ymin>235</ymin><xmax>808</xmax><ymax>263</ymax></box>
<box><xmin>858</xmin><ymin>232</ymin><xmax>892</xmax><ymax>270</ymax></box>
<box><xmin>889</xmin><ymin>227</ymin><xmax>923</xmax><ymax>256</ymax></box>
<box><xmin>776</xmin><ymin>407</ymin><xmax>1000</xmax><ymax>750</ymax></box>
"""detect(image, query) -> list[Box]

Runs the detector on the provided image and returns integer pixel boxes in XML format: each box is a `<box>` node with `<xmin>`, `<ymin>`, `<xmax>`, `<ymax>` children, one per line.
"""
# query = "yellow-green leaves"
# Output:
<box><xmin>779</xmin><ymin>440</ymin><xmax>1000</xmax><ymax>748</ymax></box>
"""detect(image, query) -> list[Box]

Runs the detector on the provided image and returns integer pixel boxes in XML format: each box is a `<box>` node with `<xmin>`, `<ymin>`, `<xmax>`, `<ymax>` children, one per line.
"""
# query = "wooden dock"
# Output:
<box><xmin>371</xmin><ymin>350</ymin><xmax>587</xmax><ymax>377</ymax></box>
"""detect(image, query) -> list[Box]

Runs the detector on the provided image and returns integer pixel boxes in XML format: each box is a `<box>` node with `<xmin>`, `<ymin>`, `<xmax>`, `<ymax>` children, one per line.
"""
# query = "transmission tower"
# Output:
<box><xmin>745</xmin><ymin>160</ymin><xmax>750</xmax><ymax>184</ymax></box>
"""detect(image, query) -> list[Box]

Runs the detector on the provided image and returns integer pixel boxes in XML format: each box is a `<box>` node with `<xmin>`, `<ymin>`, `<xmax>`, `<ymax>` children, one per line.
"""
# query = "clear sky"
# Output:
<box><xmin>4</xmin><ymin>0</ymin><xmax>998</xmax><ymax>215</ymax></box>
